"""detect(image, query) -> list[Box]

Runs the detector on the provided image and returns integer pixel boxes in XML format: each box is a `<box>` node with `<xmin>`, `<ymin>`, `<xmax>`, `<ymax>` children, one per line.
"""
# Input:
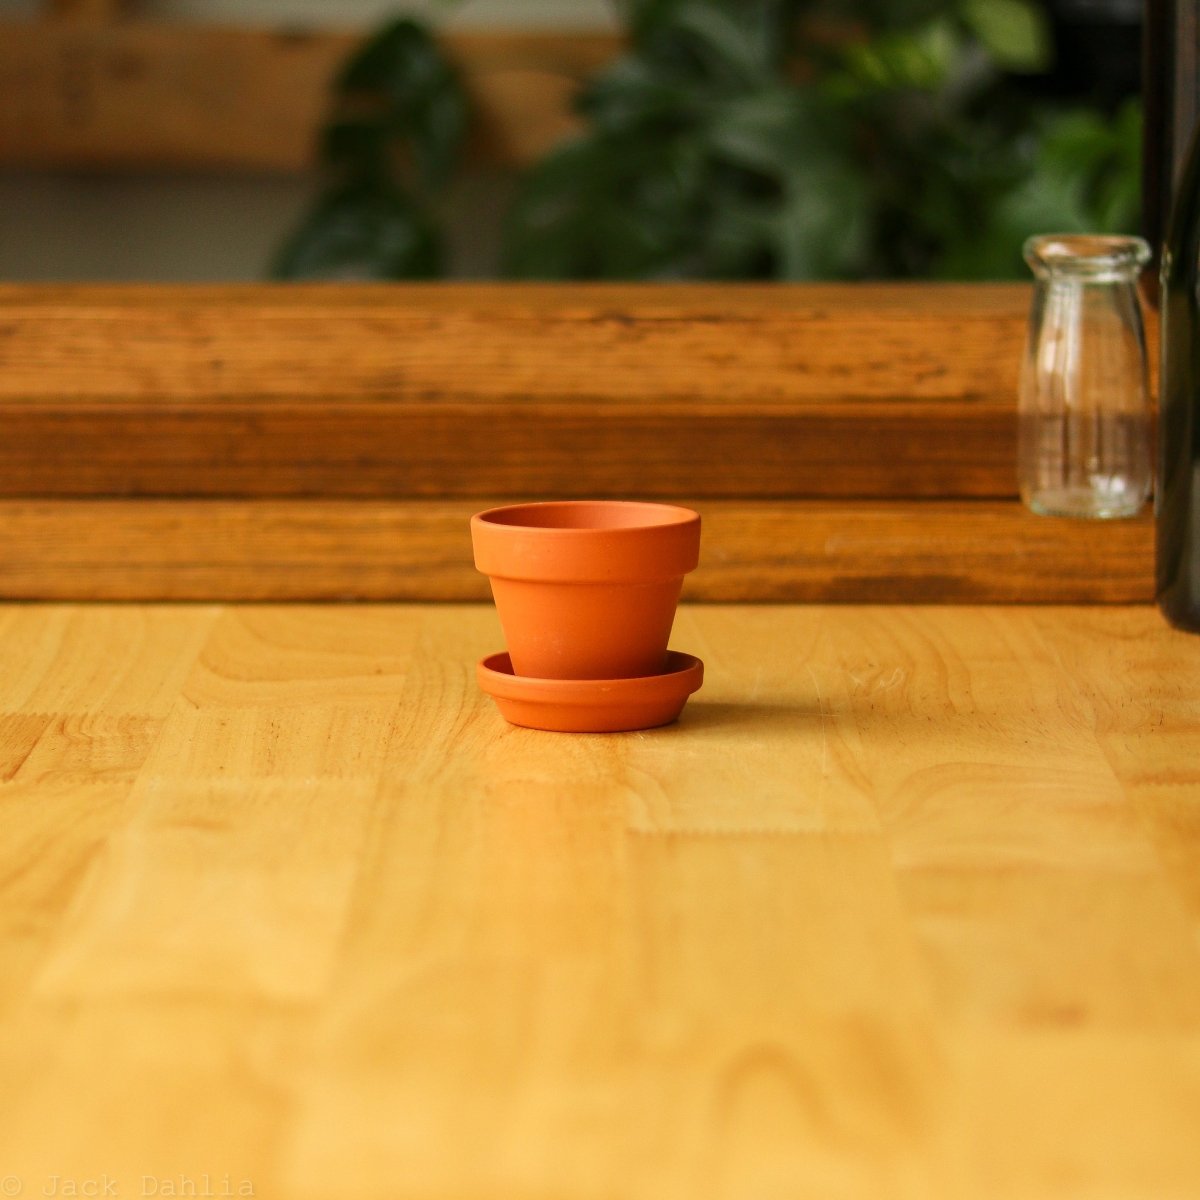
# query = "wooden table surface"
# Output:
<box><xmin>2</xmin><ymin>601</ymin><xmax>1199</xmax><ymax>1200</ymax></box>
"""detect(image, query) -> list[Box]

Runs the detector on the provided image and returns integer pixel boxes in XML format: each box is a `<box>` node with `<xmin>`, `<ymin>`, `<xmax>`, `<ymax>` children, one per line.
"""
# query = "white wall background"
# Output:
<box><xmin>0</xmin><ymin>0</ymin><xmax>610</xmax><ymax>281</ymax></box>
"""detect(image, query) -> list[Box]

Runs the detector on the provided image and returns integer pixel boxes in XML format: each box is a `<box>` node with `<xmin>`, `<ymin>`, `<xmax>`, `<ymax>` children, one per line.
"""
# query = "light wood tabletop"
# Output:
<box><xmin>1</xmin><ymin>601</ymin><xmax>1198</xmax><ymax>1200</ymax></box>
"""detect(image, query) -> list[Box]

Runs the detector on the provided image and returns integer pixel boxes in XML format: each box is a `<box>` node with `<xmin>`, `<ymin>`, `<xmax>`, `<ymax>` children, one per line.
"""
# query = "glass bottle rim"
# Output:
<box><xmin>1023</xmin><ymin>233</ymin><xmax>1151</xmax><ymax>280</ymax></box>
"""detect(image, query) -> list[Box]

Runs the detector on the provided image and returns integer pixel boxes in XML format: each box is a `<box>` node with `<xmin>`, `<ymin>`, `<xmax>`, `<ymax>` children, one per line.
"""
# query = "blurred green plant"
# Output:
<box><xmin>272</xmin><ymin>17</ymin><xmax>468</xmax><ymax>279</ymax></box>
<box><xmin>274</xmin><ymin>0</ymin><xmax>1142</xmax><ymax>281</ymax></box>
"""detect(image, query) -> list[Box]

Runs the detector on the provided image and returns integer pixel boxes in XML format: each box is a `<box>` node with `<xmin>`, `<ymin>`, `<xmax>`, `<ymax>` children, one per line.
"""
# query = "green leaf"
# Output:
<box><xmin>404</xmin><ymin>78</ymin><xmax>469</xmax><ymax>189</ymax></box>
<box><xmin>704</xmin><ymin>87</ymin><xmax>813</xmax><ymax>175</ymax></box>
<box><xmin>668</xmin><ymin>2</ymin><xmax>776</xmax><ymax>84</ymax></box>
<box><xmin>502</xmin><ymin>130</ymin><xmax>702</xmax><ymax>279</ymax></box>
<box><xmin>1093</xmin><ymin>99</ymin><xmax>1143</xmax><ymax>231</ymax></box>
<box><xmin>271</xmin><ymin>183</ymin><xmax>441</xmax><ymax>280</ymax></box>
<box><xmin>320</xmin><ymin>118</ymin><xmax>389</xmax><ymax>174</ymax></box>
<box><xmin>775</xmin><ymin>165</ymin><xmax>871</xmax><ymax>278</ymax></box>
<box><xmin>840</xmin><ymin>19</ymin><xmax>964</xmax><ymax>93</ymax></box>
<box><xmin>624</xmin><ymin>0</ymin><xmax>794</xmax><ymax>57</ymax></box>
<box><xmin>932</xmin><ymin>99</ymin><xmax>1143</xmax><ymax>279</ymax></box>
<box><xmin>337</xmin><ymin>18</ymin><xmax>442</xmax><ymax>102</ymax></box>
<box><xmin>332</xmin><ymin>17</ymin><xmax>467</xmax><ymax>191</ymax></box>
<box><xmin>578</xmin><ymin>55</ymin><xmax>698</xmax><ymax>132</ymax></box>
<box><xmin>960</xmin><ymin>0</ymin><xmax>1051</xmax><ymax>72</ymax></box>
<box><xmin>822</xmin><ymin>0</ymin><xmax>953</xmax><ymax>32</ymax></box>
<box><xmin>620</xmin><ymin>0</ymin><xmax>683</xmax><ymax>41</ymax></box>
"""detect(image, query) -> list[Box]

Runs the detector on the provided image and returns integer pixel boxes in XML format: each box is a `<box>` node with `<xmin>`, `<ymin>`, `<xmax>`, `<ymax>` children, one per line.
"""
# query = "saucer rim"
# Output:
<box><xmin>477</xmin><ymin>650</ymin><xmax>703</xmax><ymax>707</ymax></box>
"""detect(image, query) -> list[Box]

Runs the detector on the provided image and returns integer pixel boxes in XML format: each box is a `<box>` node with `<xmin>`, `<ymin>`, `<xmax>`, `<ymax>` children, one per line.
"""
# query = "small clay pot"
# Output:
<box><xmin>471</xmin><ymin>500</ymin><xmax>701</xmax><ymax>680</ymax></box>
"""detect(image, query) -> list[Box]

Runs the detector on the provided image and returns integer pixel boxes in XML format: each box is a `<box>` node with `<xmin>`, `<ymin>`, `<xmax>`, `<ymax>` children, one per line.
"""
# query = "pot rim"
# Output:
<box><xmin>471</xmin><ymin>500</ymin><xmax>701</xmax><ymax>583</ymax></box>
<box><xmin>474</xmin><ymin>500</ymin><xmax>698</xmax><ymax>533</ymax></box>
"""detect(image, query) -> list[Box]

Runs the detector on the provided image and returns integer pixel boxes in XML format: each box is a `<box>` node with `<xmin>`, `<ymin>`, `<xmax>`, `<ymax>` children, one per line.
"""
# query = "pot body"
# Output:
<box><xmin>471</xmin><ymin>501</ymin><xmax>700</xmax><ymax>680</ymax></box>
<box><xmin>489</xmin><ymin>576</ymin><xmax>682</xmax><ymax>679</ymax></box>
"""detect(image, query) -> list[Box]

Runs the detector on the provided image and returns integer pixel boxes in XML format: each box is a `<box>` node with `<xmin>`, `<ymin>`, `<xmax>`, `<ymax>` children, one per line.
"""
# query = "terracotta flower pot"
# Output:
<box><xmin>471</xmin><ymin>501</ymin><xmax>701</xmax><ymax>680</ymax></box>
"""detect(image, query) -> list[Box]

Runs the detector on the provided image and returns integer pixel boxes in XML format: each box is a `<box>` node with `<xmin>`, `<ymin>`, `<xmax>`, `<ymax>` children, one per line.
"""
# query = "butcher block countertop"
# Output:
<box><xmin>1</xmin><ymin>600</ymin><xmax>1198</xmax><ymax>1200</ymax></box>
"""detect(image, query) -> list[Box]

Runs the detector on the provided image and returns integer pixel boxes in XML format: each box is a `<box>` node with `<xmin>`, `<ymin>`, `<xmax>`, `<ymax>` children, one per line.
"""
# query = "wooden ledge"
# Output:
<box><xmin>0</xmin><ymin>283</ymin><xmax>1024</xmax><ymax>499</ymax></box>
<box><xmin>0</xmin><ymin>500</ymin><xmax>1153</xmax><ymax>604</ymax></box>
<box><xmin>0</xmin><ymin>283</ymin><xmax>1153</xmax><ymax>603</ymax></box>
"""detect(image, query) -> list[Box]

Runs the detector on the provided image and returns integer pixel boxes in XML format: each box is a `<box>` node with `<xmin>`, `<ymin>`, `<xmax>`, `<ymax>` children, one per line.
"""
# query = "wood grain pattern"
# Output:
<box><xmin>0</xmin><ymin>21</ymin><xmax>619</xmax><ymax>171</ymax></box>
<box><xmin>0</xmin><ymin>283</ymin><xmax>1025</xmax><ymax>499</ymax></box>
<box><xmin>0</xmin><ymin>498</ymin><xmax>1154</xmax><ymax>603</ymax></box>
<box><xmin>0</xmin><ymin>283</ymin><xmax>1026</xmax><ymax>402</ymax></box>
<box><xmin>0</xmin><ymin>601</ymin><xmax>1198</xmax><ymax>1199</ymax></box>
<box><xmin>0</xmin><ymin>283</ymin><xmax>1153</xmax><ymax>602</ymax></box>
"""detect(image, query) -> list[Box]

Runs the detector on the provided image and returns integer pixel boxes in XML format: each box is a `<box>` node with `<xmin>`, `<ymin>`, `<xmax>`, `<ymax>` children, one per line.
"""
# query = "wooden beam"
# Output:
<box><xmin>0</xmin><ymin>499</ymin><xmax>1155</xmax><ymax>603</ymax></box>
<box><xmin>0</xmin><ymin>283</ymin><xmax>1027</xmax><ymax>499</ymax></box>
<box><xmin>0</xmin><ymin>21</ymin><xmax>619</xmax><ymax>171</ymax></box>
<box><xmin>0</xmin><ymin>282</ymin><xmax>1148</xmax><ymax>603</ymax></box>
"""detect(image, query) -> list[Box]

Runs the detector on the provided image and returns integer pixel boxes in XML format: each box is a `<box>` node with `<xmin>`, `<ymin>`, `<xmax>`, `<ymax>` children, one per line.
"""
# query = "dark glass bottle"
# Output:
<box><xmin>1159</xmin><ymin>120</ymin><xmax>1200</xmax><ymax>630</ymax></box>
<box><xmin>1144</xmin><ymin>0</ymin><xmax>1200</xmax><ymax>293</ymax></box>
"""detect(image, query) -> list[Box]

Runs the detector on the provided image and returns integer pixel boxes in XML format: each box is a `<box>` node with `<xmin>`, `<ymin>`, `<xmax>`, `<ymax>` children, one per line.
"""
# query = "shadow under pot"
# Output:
<box><xmin>471</xmin><ymin>501</ymin><xmax>701</xmax><ymax>680</ymax></box>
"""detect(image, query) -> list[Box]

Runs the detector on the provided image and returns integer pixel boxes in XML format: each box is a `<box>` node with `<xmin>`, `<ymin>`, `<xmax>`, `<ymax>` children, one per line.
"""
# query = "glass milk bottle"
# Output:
<box><xmin>1018</xmin><ymin>234</ymin><xmax>1152</xmax><ymax>519</ymax></box>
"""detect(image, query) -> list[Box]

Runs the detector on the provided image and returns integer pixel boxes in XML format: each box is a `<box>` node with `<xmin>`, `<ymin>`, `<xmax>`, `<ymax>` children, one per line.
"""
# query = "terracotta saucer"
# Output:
<box><xmin>477</xmin><ymin>651</ymin><xmax>704</xmax><ymax>733</ymax></box>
